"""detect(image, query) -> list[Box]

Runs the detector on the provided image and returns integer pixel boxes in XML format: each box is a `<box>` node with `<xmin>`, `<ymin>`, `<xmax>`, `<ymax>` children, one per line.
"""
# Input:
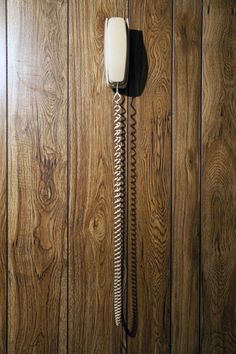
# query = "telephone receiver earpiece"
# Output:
<box><xmin>104</xmin><ymin>17</ymin><xmax>129</xmax><ymax>89</ymax></box>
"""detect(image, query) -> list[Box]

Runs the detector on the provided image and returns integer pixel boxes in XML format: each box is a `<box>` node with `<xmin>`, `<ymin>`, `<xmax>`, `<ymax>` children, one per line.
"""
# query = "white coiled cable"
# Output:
<box><xmin>113</xmin><ymin>84</ymin><xmax>125</xmax><ymax>326</ymax></box>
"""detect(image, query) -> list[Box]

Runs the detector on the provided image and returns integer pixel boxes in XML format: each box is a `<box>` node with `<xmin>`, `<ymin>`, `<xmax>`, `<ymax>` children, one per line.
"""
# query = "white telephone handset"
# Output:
<box><xmin>104</xmin><ymin>17</ymin><xmax>129</xmax><ymax>88</ymax></box>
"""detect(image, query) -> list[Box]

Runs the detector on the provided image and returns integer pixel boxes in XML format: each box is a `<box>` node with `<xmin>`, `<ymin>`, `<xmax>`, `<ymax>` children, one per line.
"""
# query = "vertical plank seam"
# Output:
<box><xmin>199</xmin><ymin>1</ymin><xmax>203</xmax><ymax>353</ymax></box>
<box><xmin>66</xmin><ymin>0</ymin><xmax>70</xmax><ymax>353</ymax></box>
<box><xmin>5</xmin><ymin>0</ymin><xmax>8</xmax><ymax>352</ymax></box>
<box><xmin>170</xmin><ymin>0</ymin><xmax>174</xmax><ymax>353</ymax></box>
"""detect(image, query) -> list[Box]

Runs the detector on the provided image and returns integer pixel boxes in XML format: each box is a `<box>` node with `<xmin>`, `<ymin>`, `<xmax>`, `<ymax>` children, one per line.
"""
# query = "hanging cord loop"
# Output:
<box><xmin>113</xmin><ymin>83</ymin><xmax>125</xmax><ymax>326</ymax></box>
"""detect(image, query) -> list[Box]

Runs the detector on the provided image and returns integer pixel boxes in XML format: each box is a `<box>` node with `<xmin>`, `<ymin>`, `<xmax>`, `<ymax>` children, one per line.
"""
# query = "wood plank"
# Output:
<box><xmin>128</xmin><ymin>1</ymin><xmax>172</xmax><ymax>352</ymax></box>
<box><xmin>202</xmin><ymin>0</ymin><xmax>236</xmax><ymax>353</ymax></box>
<box><xmin>69</xmin><ymin>1</ymin><xmax>128</xmax><ymax>352</ymax></box>
<box><xmin>172</xmin><ymin>1</ymin><xmax>201</xmax><ymax>353</ymax></box>
<box><xmin>7</xmin><ymin>0</ymin><xmax>67</xmax><ymax>352</ymax></box>
<box><xmin>0</xmin><ymin>0</ymin><xmax>7</xmax><ymax>352</ymax></box>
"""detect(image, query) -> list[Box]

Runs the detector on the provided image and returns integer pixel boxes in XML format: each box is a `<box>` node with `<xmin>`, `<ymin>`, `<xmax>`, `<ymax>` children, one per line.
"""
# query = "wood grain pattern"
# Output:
<box><xmin>172</xmin><ymin>1</ymin><xmax>201</xmax><ymax>353</ymax></box>
<box><xmin>128</xmin><ymin>1</ymin><xmax>172</xmax><ymax>353</ymax></box>
<box><xmin>202</xmin><ymin>0</ymin><xmax>236</xmax><ymax>353</ymax></box>
<box><xmin>69</xmin><ymin>1</ymin><xmax>128</xmax><ymax>353</ymax></box>
<box><xmin>2</xmin><ymin>1</ymin><xmax>236</xmax><ymax>352</ymax></box>
<box><xmin>7</xmin><ymin>0</ymin><xmax>67</xmax><ymax>352</ymax></box>
<box><xmin>0</xmin><ymin>0</ymin><xmax>6</xmax><ymax>352</ymax></box>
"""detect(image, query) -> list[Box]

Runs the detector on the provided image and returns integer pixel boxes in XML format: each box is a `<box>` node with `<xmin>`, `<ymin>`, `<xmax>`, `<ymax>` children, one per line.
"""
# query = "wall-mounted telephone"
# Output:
<box><xmin>104</xmin><ymin>17</ymin><xmax>129</xmax><ymax>88</ymax></box>
<box><xmin>104</xmin><ymin>17</ymin><xmax>129</xmax><ymax>327</ymax></box>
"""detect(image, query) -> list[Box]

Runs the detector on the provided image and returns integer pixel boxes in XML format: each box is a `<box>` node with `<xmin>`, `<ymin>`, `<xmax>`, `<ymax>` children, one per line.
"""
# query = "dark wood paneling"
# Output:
<box><xmin>0</xmin><ymin>0</ymin><xmax>6</xmax><ymax>352</ymax></box>
<box><xmin>7</xmin><ymin>0</ymin><xmax>67</xmax><ymax>352</ymax></box>
<box><xmin>202</xmin><ymin>0</ymin><xmax>236</xmax><ymax>353</ymax></box>
<box><xmin>69</xmin><ymin>1</ymin><xmax>128</xmax><ymax>353</ymax></box>
<box><xmin>172</xmin><ymin>1</ymin><xmax>201</xmax><ymax>353</ymax></box>
<box><xmin>2</xmin><ymin>0</ymin><xmax>236</xmax><ymax>352</ymax></box>
<box><xmin>128</xmin><ymin>1</ymin><xmax>172</xmax><ymax>353</ymax></box>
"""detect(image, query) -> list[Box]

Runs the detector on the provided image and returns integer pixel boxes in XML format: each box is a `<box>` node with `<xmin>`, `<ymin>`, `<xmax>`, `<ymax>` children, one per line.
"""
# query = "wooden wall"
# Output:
<box><xmin>0</xmin><ymin>1</ymin><xmax>6</xmax><ymax>352</ymax></box>
<box><xmin>0</xmin><ymin>0</ymin><xmax>235</xmax><ymax>353</ymax></box>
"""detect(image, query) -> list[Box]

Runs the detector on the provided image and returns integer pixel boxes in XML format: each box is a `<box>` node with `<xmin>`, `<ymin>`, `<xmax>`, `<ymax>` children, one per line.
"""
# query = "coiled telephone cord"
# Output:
<box><xmin>113</xmin><ymin>84</ymin><xmax>125</xmax><ymax>326</ymax></box>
